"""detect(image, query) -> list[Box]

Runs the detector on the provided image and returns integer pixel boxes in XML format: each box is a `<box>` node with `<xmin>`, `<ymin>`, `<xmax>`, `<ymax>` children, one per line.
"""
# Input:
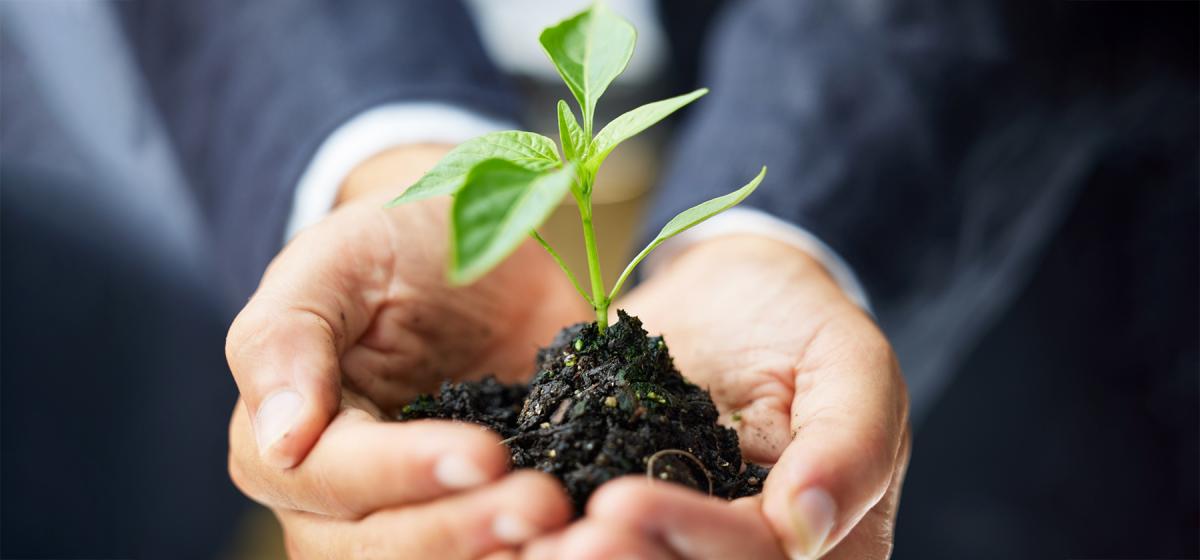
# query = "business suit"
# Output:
<box><xmin>2</xmin><ymin>1</ymin><xmax>513</xmax><ymax>557</ymax></box>
<box><xmin>113</xmin><ymin>0</ymin><xmax>520</xmax><ymax>301</ymax></box>
<box><xmin>650</xmin><ymin>1</ymin><xmax>1197</xmax><ymax>557</ymax></box>
<box><xmin>2</xmin><ymin>0</ymin><xmax>1195</xmax><ymax>557</ymax></box>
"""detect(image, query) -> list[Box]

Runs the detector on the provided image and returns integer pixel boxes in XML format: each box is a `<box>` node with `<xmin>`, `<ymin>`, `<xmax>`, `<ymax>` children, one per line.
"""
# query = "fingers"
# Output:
<box><xmin>823</xmin><ymin>428</ymin><xmax>911</xmax><ymax>560</ymax></box>
<box><xmin>223</xmin><ymin>241</ymin><xmax>357</xmax><ymax>470</ymax></box>
<box><xmin>522</xmin><ymin>520</ymin><xmax>677</xmax><ymax>560</ymax></box>
<box><xmin>481</xmin><ymin>552</ymin><xmax>520</xmax><ymax>560</ymax></box>
<box><xmin>283</xmin><ymin>471</ymin><xmax>572</xmax><ymax>559</ymax></box>
<box><xmin>226</xmin><ymin>301</ymin><xmax>344</xmax><ymax>469</ymax></box>
<box><xmin>585</xmin><ymin>478</ymin><xmax>787</xmax><ymax>560</ymax></box>
<box><xmin>230</xmin><ymin>401</ymin><xmax>510</xmax><ymax>518</ymax></box>
<box><xmin>518</xmin><ymin>532</ymin><xmax>564</xmax><ymax>560</ymax></box>
<box><xmin>762</xmin><ymin>314</ymin><xmax>910</xmax><ymax>559</ymax></box>
<box><xmin>226</xmin><ymin>213</ymin><xmax>392</xmax><ymax>468</ymax></box>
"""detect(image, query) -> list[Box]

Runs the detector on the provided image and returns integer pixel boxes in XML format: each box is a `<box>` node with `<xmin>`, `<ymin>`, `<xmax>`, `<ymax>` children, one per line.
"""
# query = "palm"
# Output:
<box><xmin>280</xmin><ymin>197</ymin><xmax>590</xmax><ymax>413</ymax></box>
<box><xmin>606</xmin><ymin>237</ymin><xmax>910</xmax><ymax>559</ymax></box>
<box><xmin>619</xmin><ymin>264</ymin><xmax>844</xmax><ymax>464</ymax></box>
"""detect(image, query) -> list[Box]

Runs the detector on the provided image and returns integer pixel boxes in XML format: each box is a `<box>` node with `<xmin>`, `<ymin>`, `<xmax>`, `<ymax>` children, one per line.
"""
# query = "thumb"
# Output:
<box><xmin>761</xmin><ymin>314</ymin><xmax>909</xmax><ymax>559</ymax></box>
<box><xmin>226</xmin><ymin>301</ymin><xmax>345</xmax><ymax>470</ymax></box>
<box><xmin>225</xmin><ymin>225</ymin><xmax>378</xmax><ymax>469</ymax></box>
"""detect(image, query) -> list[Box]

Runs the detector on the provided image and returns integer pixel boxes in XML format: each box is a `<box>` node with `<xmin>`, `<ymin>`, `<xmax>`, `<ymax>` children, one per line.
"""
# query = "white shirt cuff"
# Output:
<box><xmin>286</xmin><ymin>103</ymin><xmax>515</xmax><ymax>239</ymax></box>
<box><xmin>644</xmin><ymin>207</ymin><xmax>873</xmax><ymax>311</ymax></box>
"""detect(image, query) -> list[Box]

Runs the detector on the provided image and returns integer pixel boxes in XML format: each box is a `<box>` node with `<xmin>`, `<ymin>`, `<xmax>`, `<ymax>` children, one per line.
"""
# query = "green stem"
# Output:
<box><xmin>530</xmin><ymin>230</ymin><xmax>593</xmax><ymax>307</ymax></box>
<box><xmin>608</xmin><ymin>239</ymin><xmax>656</xmax><ymax>303</ymax></box>
<box><xmin>577</xmin><ymin>184</ymin><xmax>608</xmax><ymax>331</ymax></box>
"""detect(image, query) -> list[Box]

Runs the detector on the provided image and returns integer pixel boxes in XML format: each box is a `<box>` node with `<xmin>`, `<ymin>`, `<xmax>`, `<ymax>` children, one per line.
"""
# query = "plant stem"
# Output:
<box><xmin>531</xmin><ymin>230</ymin><xmax>593</xmax><ymax>307</ymax></box>
<box><xmin>577</xmin><ymin>186</ymin><xmax>608</xmax><ymax>332</ymax></box>
<box><xmin>608</xmin><ymin>240</ymin><xmax>655</xmax><ymax>303</ymax></box>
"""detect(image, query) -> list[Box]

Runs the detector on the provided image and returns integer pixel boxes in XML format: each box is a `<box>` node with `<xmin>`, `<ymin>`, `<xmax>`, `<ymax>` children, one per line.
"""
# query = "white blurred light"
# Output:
<box><xmin>464</xmin><ymin>0</ymin><xmax>667</xmax><ymax>85</ymax></box>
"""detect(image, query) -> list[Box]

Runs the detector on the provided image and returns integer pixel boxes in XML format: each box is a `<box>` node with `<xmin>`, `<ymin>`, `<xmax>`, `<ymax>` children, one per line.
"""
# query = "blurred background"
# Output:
<box><xmin>1</xmin><ymin>1</ymin><xmax>1196</xmax><ymax>558</ymax></box>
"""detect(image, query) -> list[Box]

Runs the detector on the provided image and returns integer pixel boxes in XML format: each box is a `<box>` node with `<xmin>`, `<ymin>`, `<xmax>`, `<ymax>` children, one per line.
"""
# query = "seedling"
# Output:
<box><xmin>389</xmin><ymin>2</ymin><xmax>765</xmax><ymax>332</ymax></box>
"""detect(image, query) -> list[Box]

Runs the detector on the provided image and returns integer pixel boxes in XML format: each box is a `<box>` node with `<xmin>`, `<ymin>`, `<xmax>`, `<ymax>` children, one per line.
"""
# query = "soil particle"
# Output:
<box><xmin>399</xmin><ymin>311</ymin><xmax>770</xmax><ymax>512</ymax></box>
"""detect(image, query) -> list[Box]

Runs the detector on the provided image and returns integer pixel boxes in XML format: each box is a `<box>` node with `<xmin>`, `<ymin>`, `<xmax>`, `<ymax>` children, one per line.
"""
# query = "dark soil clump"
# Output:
<box><xmin>399</xmin><ymin>311</ymin><xmax>769</xmax><ymax>512</ymax></box>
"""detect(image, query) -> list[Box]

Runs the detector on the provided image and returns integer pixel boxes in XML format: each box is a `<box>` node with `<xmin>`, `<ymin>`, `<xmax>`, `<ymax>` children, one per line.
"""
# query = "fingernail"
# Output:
<box><xmin>254</xmin><ymin>390</ymin><xmax>304</xmax><ymax>465</ymax></box>
<box><xmin>493</xmin><ymin>512</ymin><xmax>537</xmax><ymax>544</ymax></box>
<box><xmin>789</xmin><ymin>487</ymin><xmax>836</xmax><ymax>559</ymax></box>
<box><xmin>434</xmin><ymin>454</ymin><xmax>488</xmax><ymax>489</ymax></box>
<box><xmin>664</xmin><ymin>532</ymin><xmax>701</xmax><ymax>558</ymax></box>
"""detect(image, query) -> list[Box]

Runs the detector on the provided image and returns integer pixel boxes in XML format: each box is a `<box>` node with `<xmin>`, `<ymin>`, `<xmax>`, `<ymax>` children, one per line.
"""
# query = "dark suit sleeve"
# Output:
<box><xmin>648</xmin><ymin>0</ymin><xmax>1000</xmax><ymax>305</ymax></box>
<box><xmin>649</xmin><ymin>0</ymin><xmax>1196</xmax><ymax>412</ymax></box>
<box><xmin>117</xmin><ymin>0</ymin><xmax>517</xmax><ymax>300</ymax></box>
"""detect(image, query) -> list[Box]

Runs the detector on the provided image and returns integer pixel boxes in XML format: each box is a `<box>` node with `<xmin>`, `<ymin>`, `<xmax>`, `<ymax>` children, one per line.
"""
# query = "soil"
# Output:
<box><xmin>398</xmin><ymin>311</ymin><xmax>769</xmax><ymax>512</ymax></box>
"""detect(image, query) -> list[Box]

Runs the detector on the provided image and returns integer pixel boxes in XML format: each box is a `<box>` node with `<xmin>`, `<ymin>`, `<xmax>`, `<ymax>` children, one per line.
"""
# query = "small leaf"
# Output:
<box><xmin>588</xmin><ymin>88</ymin><xmax>707</xmax><ymax>170</ymax></box>
<box><xmin>539</xmin><ymin>3</ymin><xmax>636</xmax><ymax>132</ymax></box>
<box><xmin>608</xmin><ymin>166</ymin><xmax>767</xmax><ymax>300</ymax></box>
<box><xmin>650</xmin><ymin>166</ymin><xmax>766</xmax><ymax>248</ymax></box>
<box><xmin>557</xmin><ymin>100</ymin><xmax>588</xmax><ymax>162</ymax></box>
<box><xmin>451</xmin><ymin>160</ymin><xmax>577</xmax><ymax>284</ymax></box>
<box><xmin>387</xmin><ymin>131</ymin><xmax>560</xmax><ymax>206</ymax></box>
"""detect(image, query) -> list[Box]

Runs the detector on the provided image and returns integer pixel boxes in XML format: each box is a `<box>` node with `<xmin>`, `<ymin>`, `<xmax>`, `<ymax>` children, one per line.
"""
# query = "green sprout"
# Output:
<box><xmin>388</xmin><ymin>2</ymin><xmax>765</xmax><ymax>332</ymax></box>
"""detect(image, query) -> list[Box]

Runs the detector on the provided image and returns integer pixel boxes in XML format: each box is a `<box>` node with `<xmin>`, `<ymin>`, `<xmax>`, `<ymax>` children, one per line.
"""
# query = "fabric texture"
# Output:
<box><xmin>114</xmin><ymin>0</ymin><xmax>521</xmax><ymax>300</ymax></box>
<box><xmin>649</xmin><ymin>0</ymin><xmax>1199</xmax><ymax>418</ymax></box>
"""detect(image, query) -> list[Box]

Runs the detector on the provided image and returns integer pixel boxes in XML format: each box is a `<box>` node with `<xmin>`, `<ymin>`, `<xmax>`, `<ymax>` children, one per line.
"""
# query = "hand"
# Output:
<box><xmin>522</xmin><ymin>235</ymin><xmax>911</xmax><ymax>559</ymax></box>
<box><xmin>521</xmin><ymin>479</ymin><xmax>786</xmax><ymax>560</ymax></box>
<box><xmin>226</xmin><ymin>145</ymin><xmax>587</xmax><ymax>557</ymax></box>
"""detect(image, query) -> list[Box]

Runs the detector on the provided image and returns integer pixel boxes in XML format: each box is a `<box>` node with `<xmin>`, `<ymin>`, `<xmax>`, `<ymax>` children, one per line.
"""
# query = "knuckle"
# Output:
<box><xmin>292</xmin><ymin>304</ymin><xmax>343</xmax><ymax>350</ymax></box>
<box><xmin>224</xmin><ymin>310</ymin><xmax>257</xmax><ymax>368</ymax></box>
<box><xmin>225</xmin><ymin>303</ymin><xmax>276</xmax><ymax>376</ymax></box>
<box><xmin>225</xmin><ymin>302</ymin><xmax>342</xmax><ymax>387</ymax></box>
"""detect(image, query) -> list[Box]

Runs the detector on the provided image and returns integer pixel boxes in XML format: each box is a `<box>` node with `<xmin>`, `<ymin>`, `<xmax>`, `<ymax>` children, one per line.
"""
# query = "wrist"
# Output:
<box><xmin>667</xmin><ymin>234</ymin><xmax>834</xmax><ymax>283</ymax></box>
<box><xmin>646</xmin><ymin>233</ymin><xmax>860</xmax><ymax>315</ymax></box>
<box><xmin>336</xmin><ymin>144</ymin><xmax>455</xmax><ymax>207</ymax></box>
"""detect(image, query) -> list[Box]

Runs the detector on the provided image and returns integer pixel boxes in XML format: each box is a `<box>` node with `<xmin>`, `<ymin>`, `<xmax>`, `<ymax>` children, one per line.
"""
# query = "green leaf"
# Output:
<box><xmin>387</xmin><ymin>131</ymin><xmax>560</xmax><ymax>206</ymax></box>
<box><xmin>557</xmin><ymin>100</ymin><xmax>588</xmax><ymax>162</ymax></box>
<box><xmin>451</xmin><ymin>160</ymin><xmax>577</xmax><ymax>284</ymax></box>
<box><xmin>652</xmin><ymin>166</ymin><xmax>766</xmax><ymax>242</ymax></box>
<box><xmin>608</xmin><ymin>166</ymin><xmax>767</xmax><ymax>299</ymax></box>
<box><xmin>539</xmin><ymin>3</ymin><xmax>636</xmax><ymax>133</ymax></box>
<box><xmin>588</xmin><ymin>88</ymin><xmax>707</xmax><ymax>170</ymax></box>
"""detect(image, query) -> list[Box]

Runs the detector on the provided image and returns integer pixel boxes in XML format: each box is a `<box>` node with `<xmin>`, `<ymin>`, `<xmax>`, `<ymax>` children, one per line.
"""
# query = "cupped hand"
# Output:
<box><xmin>523</xmin><ymin>234</ymin><xmax>910</xmax><ymax>560</ymax></box>
<box><xmin>225</xmin><ymin>146</ymin><xmax>588</xmax><ymax>557</ymax></box>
